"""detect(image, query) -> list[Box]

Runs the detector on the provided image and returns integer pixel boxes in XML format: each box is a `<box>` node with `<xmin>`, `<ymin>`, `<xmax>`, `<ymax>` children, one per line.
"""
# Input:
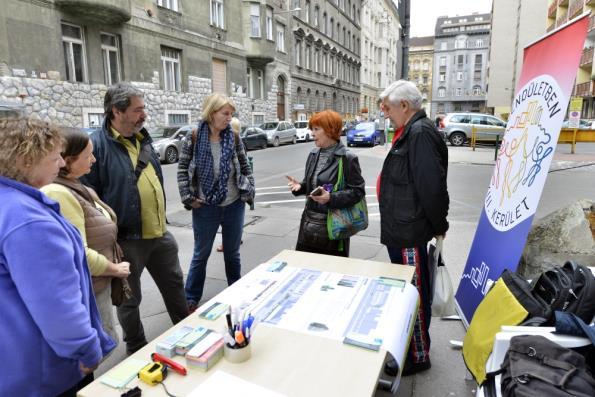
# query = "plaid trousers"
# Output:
<box><xmin>387</xmin><ymin>245</ymin><xmax>431</xmax><ymax>364</ymax></box>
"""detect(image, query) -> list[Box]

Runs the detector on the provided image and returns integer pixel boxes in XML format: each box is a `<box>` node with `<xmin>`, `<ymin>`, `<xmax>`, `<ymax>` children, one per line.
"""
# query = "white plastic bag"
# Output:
<box><xmin>430</xmin><ymin>237</ymin><xmax>457</xmax><ymax>317</ymax></box>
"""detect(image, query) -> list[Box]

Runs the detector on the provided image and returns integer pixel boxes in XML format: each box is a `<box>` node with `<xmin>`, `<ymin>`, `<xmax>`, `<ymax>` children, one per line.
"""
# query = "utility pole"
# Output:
<box><xmin>399</xmin><ymin>0</ymin><xmax>410</xmax><ymax>79</ymax></box>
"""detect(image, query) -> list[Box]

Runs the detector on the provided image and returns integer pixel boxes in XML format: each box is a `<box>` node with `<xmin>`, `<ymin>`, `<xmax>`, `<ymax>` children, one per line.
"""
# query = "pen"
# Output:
<box><xmin>235</xmin><ymin>329</ymin><xmax>246</xmax><ymax>346</ymax></box>
<box><xmin>225</xmin><ymin>307</ymin><xmax>233</xmax><ymax>336</ymax></box>
<box><xmin>222</xmin><ymin>327</ymin><xmax>236</xmax><ymax>347</ymax></box>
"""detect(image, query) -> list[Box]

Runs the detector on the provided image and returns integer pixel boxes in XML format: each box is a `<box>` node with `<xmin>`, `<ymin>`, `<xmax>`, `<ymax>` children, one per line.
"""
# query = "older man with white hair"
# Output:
<box><xmin>378</xmin><ymin>80</ymin><xmax>449</xmax><ymax>377</ymax></box>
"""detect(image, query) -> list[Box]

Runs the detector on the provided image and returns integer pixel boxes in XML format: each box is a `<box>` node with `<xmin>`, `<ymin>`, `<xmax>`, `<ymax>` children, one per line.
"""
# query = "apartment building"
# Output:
<box><xmin>431</xmin><ymin>13</ymin><xmax>491</xmax><ymax>119</ymax></box>
<box><xmin>487</xmin><ymin>0</ymin><xmax>547</xmax><ymax>119</ymax></box>
<box><xmin>0</xmin><ymin>0</ymin><xmax>292</xmax><ymax>128</ymax></box>
<box><xmin>546</xmin><ymin>0</ymin><xmax>595</xmax><ymax>118</ymax></box>
<box><xmin>358</xmin><ymin>0</ymin><xmax>400</xmax><ymax>121</ymax></box>
<box><xmin>407</xmin><ymin>36</ymin><xmax>434</xmax><ymax>115</ymax></box>
<box><xmin>289</xmin><ymin>0</ymin><xmax>362</xmax><ymax>121</ymax></box>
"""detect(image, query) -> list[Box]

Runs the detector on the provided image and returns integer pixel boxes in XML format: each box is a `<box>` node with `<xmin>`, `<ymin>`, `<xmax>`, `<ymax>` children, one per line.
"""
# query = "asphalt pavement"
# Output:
<box><xmin>95</xmin><ymin>141</ymin><xmax>595</xmax><ymax>396</ymax></box>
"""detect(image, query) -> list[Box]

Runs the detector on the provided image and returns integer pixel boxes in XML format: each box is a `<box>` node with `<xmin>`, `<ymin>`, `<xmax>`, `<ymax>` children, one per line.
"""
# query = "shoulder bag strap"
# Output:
<box><xmin>134</xmin><ymin>143</ymin><xmax>153</xmax><ymax>180</ymax></box>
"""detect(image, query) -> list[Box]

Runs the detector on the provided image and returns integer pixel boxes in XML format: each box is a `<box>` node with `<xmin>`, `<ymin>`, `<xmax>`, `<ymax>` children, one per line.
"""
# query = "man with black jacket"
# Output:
<box><xmin>83</xmin><ymin>83</ymin><xmax>187</xmax><ymax>355</ymax></box>
<box><xmin>378</xmin><ymin>80</ymin><xmax>449</xmax><ymax>377</ymax></box>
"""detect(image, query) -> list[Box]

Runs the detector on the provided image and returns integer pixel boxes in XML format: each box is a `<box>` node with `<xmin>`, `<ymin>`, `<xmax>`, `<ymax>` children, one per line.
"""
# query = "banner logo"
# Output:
<box><xmin>485</xmin><ymin>75</ymin><xmax>565</xmax><ymax>232</ymax></box>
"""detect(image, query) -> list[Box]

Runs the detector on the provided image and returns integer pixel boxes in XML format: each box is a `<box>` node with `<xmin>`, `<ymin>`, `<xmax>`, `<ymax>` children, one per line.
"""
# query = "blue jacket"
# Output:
<box><xmin>0</xmin><ymin>176</ymin><xmax>115</xmax><ymax>397</ymax></box>
<box><xmin>82</xmin><ymin>118</ymin><xmax>164</xmax><ymax>240</ymax></box>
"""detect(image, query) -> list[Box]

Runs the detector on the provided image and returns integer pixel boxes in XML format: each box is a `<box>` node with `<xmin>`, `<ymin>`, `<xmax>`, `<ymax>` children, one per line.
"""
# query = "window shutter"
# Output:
<box><xmin>212</xmin><ymin>58</ymin><xmax>227</xmax><ymax>94</ymax></box>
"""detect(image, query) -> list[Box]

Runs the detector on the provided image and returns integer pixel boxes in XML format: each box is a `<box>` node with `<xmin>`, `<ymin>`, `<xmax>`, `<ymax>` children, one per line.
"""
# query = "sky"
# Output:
<box><xmin>409</xmin><ymin>0</ymin><xmax>494</xmax><ymax>38</ymax></box>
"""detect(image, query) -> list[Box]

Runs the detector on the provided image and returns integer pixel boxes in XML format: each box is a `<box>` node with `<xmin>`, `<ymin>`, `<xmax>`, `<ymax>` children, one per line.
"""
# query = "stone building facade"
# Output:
<box><xmin>360</xmin><ymin>0</ymin><xmax>400</xmax><ymax>121</ymax></box>
<box><xmin>407</xmin><ymin>36</ymin><xmax>434</xmax><ymax>116</ymax></box>
<box><xmin>289</xmin><ymin>0</ymin><xmax>362</xmax><ymax>122</ymax></box>
<box><xmin>0</xmin><ymin>0</ymin><xmax>292</xmax><ymax>128</ymax></box>
<box><xmin>431</xmin><ymin>13</ymin><xmax>491</xmax><ymax>119</ymax></box>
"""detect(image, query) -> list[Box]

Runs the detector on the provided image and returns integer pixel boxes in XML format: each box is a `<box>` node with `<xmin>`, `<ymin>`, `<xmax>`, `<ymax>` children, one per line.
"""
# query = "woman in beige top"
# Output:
<box><xmin>42</xmin><ymin>128</ymin><xmax>131</xmax><ymax>343</ymax></box>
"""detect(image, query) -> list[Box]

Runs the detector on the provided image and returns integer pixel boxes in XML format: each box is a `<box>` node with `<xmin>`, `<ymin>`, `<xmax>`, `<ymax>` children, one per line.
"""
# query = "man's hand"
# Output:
<box><xmin>286</xmin><ymin>175</ymin><xmax>301</xmax><ymax>192</ymax></box>
<box><xmin>104</xmin><ymin>261</ymin><xmax>131</xmax><ymax>278</ymax></box>
<box><xmin>79</xmin><ymin>361</ymin><xmax>98</xmax><ymax>375</ymax></box>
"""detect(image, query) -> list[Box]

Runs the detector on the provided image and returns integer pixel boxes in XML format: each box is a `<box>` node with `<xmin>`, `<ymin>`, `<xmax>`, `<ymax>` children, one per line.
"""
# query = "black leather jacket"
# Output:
<box><xmin>292</xmin><ymin>142</ymin><xmax>365</xmax><ymax>213</ymax></box>
<box><xmin>81</xmin><ymin>118</ymin><xmax>164</xmax><ymax>240</ymax></box>
<box><xmin>379</xmin><ymin>110</ymin><xmax>449</xmax><ymax>248</ymax></box>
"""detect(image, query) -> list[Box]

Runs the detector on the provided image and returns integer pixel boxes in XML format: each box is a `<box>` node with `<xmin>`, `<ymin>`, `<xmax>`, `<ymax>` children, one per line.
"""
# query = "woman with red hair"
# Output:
<box><xmin>286</xmin><ymin>110</ymin><xmax>366</xmax><ymax>256</ymax></box>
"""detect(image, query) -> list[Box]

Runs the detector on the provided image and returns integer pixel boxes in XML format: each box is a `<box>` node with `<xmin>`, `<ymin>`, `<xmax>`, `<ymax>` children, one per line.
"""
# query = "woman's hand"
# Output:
<box><xmin>190</xmin><ymin>198</ymin><xmax>204</xmax><ymax>208</ymax></box>
<box><xmin>309</xmin><ymin>188</ymin><xmax>330</xmax><ymax>205</ymax></box>
<box><xmin>104</xmin><ymin>261</ymin><xmax>131</xmax><ymax>278</ymax></box>
<box><xmin>286</xmin><ymin>175</ymin><xmax>301</xmax><ymax>192</ymax></box>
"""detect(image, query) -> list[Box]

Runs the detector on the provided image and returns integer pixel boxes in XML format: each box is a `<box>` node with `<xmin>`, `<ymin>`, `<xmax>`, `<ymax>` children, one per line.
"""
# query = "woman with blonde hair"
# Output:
<box><xmin>0</xmin><ymin>117</ymin><xmax>114</xmax><ymax>396</ymax></box>
<box><xmin>42</xmin><ymin>128</ymin><xmax>132</xmax><ymax>343</ymax></box>
<box><xmin>178</xmin><ymin>94</ymin><xmax>254</xmax><ymax>311</ymax></box>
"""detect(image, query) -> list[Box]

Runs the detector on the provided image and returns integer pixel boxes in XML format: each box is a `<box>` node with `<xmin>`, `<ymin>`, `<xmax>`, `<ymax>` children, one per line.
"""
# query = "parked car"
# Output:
<box><xmin>259</xmin><ymin>121</ymin><xmax>297</xmax><ymax>147</ymax></box>
<box><xmin>441</xmin><ymin>112</ymin><xmax>506</xmax><ymax>146</ymax></box>
<box><xmin>294</xmin><ymin>121</ymin><xmax>312</xmax><ymax>142</ymax></box>
<box><xmin>240</xmin><ymin>126</ymin><xmax>268</xmax><ymax>150</ymax></box>
<box><xmin>149</xmin><ymin>124</ymin><xmax>193</xmax><ymax>164</ymax></box>
<box><xmin>561</xmin><ymin>119</ymin><xmax>592</xmax><ymax>129</ymax></box>
<box><xmin>346</xmin><ymin>122</ymin><xmax>386</xmax><ymax>147</ymax></box>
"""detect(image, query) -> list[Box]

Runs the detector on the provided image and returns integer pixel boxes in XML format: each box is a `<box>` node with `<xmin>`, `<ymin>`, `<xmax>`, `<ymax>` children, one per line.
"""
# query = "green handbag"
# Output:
<box><xmin>327</xmin><ymin>157</ymin><xmax>369</xmax><ymax>240</ymax></box>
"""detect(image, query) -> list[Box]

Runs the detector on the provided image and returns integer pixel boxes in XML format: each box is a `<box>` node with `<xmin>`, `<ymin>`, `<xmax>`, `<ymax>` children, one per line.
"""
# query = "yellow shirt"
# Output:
<box><xmin>41</xmin><ymin>184</ymin><xmax>109</xmax><ymax>275</ymax></box>
<box><xmin>111</xmin><ymin>127</ymin><xmax>166</xmax><ymax>239</ymax></box>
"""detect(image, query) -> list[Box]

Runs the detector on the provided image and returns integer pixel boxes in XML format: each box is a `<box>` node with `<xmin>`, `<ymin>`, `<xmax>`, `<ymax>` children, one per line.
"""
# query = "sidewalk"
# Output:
<box><xmin>95</xmin><ymin>142</ymin><xmax>595</xmax><ymax>396</ymax></box>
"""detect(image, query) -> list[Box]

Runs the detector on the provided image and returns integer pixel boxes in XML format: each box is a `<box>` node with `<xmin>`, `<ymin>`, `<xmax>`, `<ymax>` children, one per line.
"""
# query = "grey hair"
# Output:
<box><xmin>380</xmin><ymin>80</ymin><xmax>423</xmax><ymax>110</ymax></box>
<box><xmin>104</xmin><ymin>82</ymin><xmax>144</xmax><ymax>119</ymax></box>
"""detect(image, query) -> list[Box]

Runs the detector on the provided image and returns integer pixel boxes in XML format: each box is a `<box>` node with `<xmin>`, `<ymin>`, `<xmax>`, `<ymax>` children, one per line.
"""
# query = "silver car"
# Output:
<box><xmin>150</xmin><ymin>124</ymin><xmax>193</xmax><ymax>163</ymax></box>
<box><xmin>442</xmin><ymin>112</ymin><xmax>506</xmax><ymax>146</ymax></box>
<box><xmin>260</xmin><ymin>121</ymin><xmax>297</xmax><ymax>147</ymax></box>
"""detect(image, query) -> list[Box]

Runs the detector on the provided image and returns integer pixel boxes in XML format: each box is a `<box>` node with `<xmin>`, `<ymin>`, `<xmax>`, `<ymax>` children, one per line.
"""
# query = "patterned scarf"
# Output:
<box><xmin>193</xmin><ymin>121</ymin><xmax>235</xmax><ymax>205</ymax></box>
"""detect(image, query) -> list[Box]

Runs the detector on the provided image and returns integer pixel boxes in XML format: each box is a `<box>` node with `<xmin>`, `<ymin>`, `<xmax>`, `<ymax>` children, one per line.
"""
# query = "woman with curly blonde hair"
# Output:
<box><xmin>0</xmin><ymin>117</ymin><xmax>115</xmax><ymax>396</ymax></box>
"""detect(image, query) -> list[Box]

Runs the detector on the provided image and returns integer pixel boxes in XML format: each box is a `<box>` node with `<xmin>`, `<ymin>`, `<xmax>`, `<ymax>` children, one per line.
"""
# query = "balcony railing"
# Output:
<box><xmin>575</xmin><ymin>81</ymin><xmax>595</xmax><ymax>96</ymax></box>
<box><xmin>569</xmin><ymin>0</ymin><xmax>584</xmax><ymax>19</ymax></box>
<box><xmin>547</xmin><ymin>21</ymin><xmax>556</xmax><ymax>32</ymax></box>
<box><xmin>556</xmin><ymin>9</ymin><xmax>568</xmax><ymax>26</ymax></box>
<box><xmin>558</xmin><ymin>0</ymin><xmax>569</xmax><ymax>6</ymax></box>
<box><xmin>549</xmin><ymin>1</ymin><xmax>558</xmax><ymax>17</ymax></box>
<box><xmin>580</xmin><ymin>47</ymin><xmax>594</xmax><ymax>67</ymax></box>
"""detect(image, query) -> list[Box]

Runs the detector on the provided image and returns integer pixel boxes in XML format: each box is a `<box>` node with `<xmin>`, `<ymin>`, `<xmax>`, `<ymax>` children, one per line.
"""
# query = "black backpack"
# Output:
<box><xmin>531</xmin><ymin>261</ymin><xmax>595</xmax><ymax>325</ymax></box>
<box><xmin>489</xmin><ymin>334</ymin><xmax>595</xmax><ymax>397</ymax></box>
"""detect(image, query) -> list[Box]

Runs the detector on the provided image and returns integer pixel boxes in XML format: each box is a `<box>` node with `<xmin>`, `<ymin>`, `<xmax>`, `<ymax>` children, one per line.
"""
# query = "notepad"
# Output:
<box><xmin>198</xmin><ymin>302</ymin><xmax>229</xmax><ymax>320</ymax></box>
<box><xmin>100</xmin><ymin>358</ymin><xmax>149</xmax><ymax>389</ymax></box>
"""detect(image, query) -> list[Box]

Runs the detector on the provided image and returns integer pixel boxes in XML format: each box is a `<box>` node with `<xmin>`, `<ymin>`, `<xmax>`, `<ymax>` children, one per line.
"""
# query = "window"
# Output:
<box><xmin>212</xmin><ymin>58</ymin><xmax>227</xmax><ymax>93</ymax></box>
<box><xmin>314</xmin><ymin>49</ymin><xmax>319</xmax><ymax>72</ymax></box>
<box><xmin>266</xmin><ymin>8</ymin><xmax>273</xmax><ymax>40</ymax></box>
<box><xmin>166</xmin><ymin>111</ymin><xmax>189</xmax><ymax>125</ymax></box>
<box><xmin>439</xmin><ymin>73</ymin><xmax>445</xmax><ymax>82</ymax></box>
<box><xmin>295</xmin><ymin>40</ymin><xmax>302</xmax><ymax>66</ymax></box>
<box><xmin>440</xmin><ymin>42</ymin><xmax>447</xmax><ymax>50</ymax></box>
<box><xmin>306</xmin><ymin>45</ymin><xmax>311</xmax><ymax>69</ymax></box>
<box><xmin>247</xmin><ymin>68</ymin><xmax>264</xmax><ymax>99</ymax></box>
<box><xmin>457</xmin><ymin>71</ymin><xmax>463</xmax><ymax>81</ymax></box>
<box><xmin>329</xmin><ymin>18</ymin><xmax>334</xmax><ymax>37</ymax></box>
<box><xmin>253</xmin><ymin>114</ymin><xmax>265</xmax><ymax>125</ymax></box>
<box><xmin>161</xmin><ymin>47</ymin><xmax>181</xmax><ymax>91</ymax></box>
<box><xmin>473</xmin><ymin>86</ymin><xmax>482</xmax><ymax>96</ymax></box>
<box><xmin>455</xmin><ymin>88</ymin><xmax>462</xmax><ymax>96</ymax></box>
<box><xmin>256</xmin><ymin>69</ymin><xmax>264</xmax><ymax>99</ymax></box>
<box><xmin>474</xmin><ymin>54</ymin><xmax>483</xmax><ymax>69</ymax></box>
<box><xmin>423</xmin><ymin>62</ymin><xmax>429</xmax><ymax>71</ymax></box>
<box><xmin>322</xmin><ymin>52</ymin><xmax>328</xmax><ymax>74</ymax></box>
<box><xmin>457</xmin><ymin>54</ymin><xmax>464</xmax><ymax>67</ymax></box>
<box><xmin>62</xmin><ymin>23</ymin><xmax>86</xmax><ymax>83</ymax></box>
<box><xmin>210</xmin><ymin>0</ymin><xmax>224</xmax><ymax>28</ymax></box>
<box><xmin>322</xmin><ymin>13</ymin><xmax>327</xmax><ymax>34</ymax></box>
<box><xmin>276</xmin><ymin>24</ymin><xmax>285</xmax><ymax>52</ymax></box>
<box><xmin>101</xmin><ymin>33</ymin><xmax>120</xmax><ymax>85</ymax></box>
<box><xmin>305</xmin><ymin>1</ymin><xmax>310</xmax><ymax>23</ymax></box>
<box><xmin>455</xmin><ymin>38</ymin><xmax>466</xmax><ymax>49</ymax></box>
<box><xmin>439</xmin><ymin>57</ymin><xmax>446</xmax><ymax>66</ymax></box>
<box><xmin>438</xmin><ymin>87</ymin><xmax>446</xmax><ymax>97</ymax></box>
<box><xmin>314</xmin><ymin>6</ymin><xmax>319</xmax><ymax>27</ymax></box>
<box><xmin>250</xmin><ymin>4</ymin><xmax>261</xmax><ymax>37</ymax></box>
<box><xmin>156</xmin><ymin>0</ymin><xmax>178</xmax><ymax>11</ymax></box>
<box><xmin>476</xmin><ymin>39</ymin><xmax>484</xmax><ymax>47</ymax></box>
<box><xmin>246</xmin><ymin>68</ymin><xmax>252</xmax><ymax>98</ymax></box>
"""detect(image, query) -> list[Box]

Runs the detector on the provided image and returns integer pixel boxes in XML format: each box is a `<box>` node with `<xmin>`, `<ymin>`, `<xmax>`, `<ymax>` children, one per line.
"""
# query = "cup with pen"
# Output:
<box><xmin>223</xmin><ymin>307</ymin><xmax>255</xmax><ymax>363</ymax></box>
